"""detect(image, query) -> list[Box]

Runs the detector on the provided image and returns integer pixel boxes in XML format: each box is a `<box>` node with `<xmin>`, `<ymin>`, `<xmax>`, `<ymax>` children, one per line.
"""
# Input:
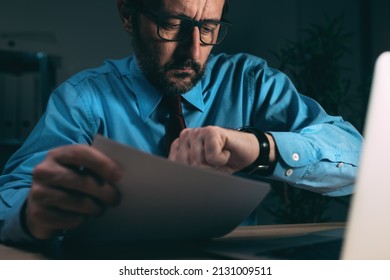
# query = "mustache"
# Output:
<box><xmin>163</xmin><ymin>60</ymin><xmax>201</xmax><ymax>72</ymax></box>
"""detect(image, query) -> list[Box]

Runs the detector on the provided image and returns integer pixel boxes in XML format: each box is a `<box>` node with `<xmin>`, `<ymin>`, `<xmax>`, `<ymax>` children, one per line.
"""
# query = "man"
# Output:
<box><xmin>0</xmin><ymin>0</ymin><xmax>363</xmax><ymax>244</ymax></box>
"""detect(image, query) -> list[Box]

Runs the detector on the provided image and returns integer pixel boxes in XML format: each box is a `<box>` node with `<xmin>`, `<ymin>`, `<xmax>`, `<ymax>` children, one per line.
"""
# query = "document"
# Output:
<box><xmin>67</xmin><ymin>135</ymin><xmax>270</xmax><ymax>241</ymax></box>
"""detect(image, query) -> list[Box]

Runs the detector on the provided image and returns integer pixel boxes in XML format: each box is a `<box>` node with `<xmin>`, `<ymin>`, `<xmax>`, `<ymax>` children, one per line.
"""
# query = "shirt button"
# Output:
<box><xmin>292</xmin><ymin>153</ymin><xmax>300</xmax><ymax>161</ymax></box>
<box><xmin>337</xmin><ymin>162</ymin><xmax>345</xmax><ymax>168</ymax></box>
<box><xmin>285</xmin><ymin>169</ymin><xmax>294</xmax><ymax>176</ymax></box>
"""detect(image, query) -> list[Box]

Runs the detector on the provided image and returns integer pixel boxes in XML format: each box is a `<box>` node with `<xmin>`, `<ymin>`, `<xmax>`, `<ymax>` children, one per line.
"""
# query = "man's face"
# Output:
<box><xmin>130</xmin><ymin>0</ymin><xmax>225</xmax><ymax>96</ymax></box>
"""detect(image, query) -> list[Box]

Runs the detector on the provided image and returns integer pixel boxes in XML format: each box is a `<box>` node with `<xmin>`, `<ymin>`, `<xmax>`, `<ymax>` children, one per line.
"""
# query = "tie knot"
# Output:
<box><xmin>164</xmin><ymin>95</ymin><xmax>183</xmax><ymax>116</ymax></box>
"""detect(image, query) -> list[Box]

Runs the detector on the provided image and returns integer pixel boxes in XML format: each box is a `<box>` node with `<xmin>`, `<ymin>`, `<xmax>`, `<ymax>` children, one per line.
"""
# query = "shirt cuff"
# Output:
<box><xmin>1</xmin><ymin>188</ymin><xmax>37</xmax><ymax>244</ymax></box>
<box><xmin>268</xmin><ymin>131</ymin><xmax>315</xmax><ymax>182</ymax></box>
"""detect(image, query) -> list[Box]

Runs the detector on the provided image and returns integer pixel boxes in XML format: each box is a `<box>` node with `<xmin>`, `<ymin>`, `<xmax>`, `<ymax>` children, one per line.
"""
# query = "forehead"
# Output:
<box><xmin>147</xmin><ymin>0</ymin><xmax>225</xmax><ymax>20</ymax></box>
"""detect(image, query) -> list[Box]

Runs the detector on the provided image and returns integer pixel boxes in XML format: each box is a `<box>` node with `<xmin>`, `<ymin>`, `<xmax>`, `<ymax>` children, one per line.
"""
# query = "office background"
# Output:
<box><xmin>1</xmin><ymin>0</ymin><xmax>389</xmax><ymax>223</ymax></box>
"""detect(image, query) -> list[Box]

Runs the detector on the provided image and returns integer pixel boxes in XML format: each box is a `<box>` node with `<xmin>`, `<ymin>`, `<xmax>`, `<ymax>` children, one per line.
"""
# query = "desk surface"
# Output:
<box><xmin>0</xmin><ymin>222</ymin><xmax>345</xmax><ymax>260</ymax></box>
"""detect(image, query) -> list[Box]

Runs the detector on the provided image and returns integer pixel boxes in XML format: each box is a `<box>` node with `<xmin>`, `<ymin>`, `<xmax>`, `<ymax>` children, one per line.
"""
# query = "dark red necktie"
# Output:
<box><xmin>165</xmin><ymin>95</ymin><xmax>186</xmax><ymax>151</ymax></box>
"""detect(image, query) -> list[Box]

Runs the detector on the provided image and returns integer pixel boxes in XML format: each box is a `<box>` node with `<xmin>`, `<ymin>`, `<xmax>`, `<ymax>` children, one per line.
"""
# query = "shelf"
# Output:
<box><xmin>0</xmin><ymin>49</ymin><xmax>60</xmax><ymax>150</ymax></box>
<box><xmin>0</xmin><ymin>49</ymin><xmax>60</xmax><ymax>75</ymax></box>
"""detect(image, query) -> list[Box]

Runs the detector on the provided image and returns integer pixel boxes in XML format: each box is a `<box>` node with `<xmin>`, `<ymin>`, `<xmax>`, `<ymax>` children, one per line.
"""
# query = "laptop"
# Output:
<box><xmin>341</xmin><ymin>51</ymin><xmax>390</xmax><ymax>259</ymax></box>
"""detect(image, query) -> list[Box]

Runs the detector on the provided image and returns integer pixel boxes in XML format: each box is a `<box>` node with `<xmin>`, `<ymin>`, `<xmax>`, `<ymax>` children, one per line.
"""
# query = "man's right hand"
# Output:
<box><xmin>25</xmin><ymin>145</ymin><xmax>123</xmax><ymax>240</ymax></box>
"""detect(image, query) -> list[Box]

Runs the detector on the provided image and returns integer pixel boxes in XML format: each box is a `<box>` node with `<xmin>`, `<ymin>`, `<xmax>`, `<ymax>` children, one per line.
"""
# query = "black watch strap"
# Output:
<box><xmin>237</xmin><ymin>127</ymin><xmax>276</xmax><ymax>176</ymax></box>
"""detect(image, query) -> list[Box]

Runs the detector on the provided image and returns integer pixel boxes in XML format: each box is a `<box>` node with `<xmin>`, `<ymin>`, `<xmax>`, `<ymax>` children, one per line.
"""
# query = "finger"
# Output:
<box><xmin>171</xmin><ymin>129</ymin><xmax>206</xmax><ymax>166</ymax></box>
<box><xmin>29</xmin><ymin>181</ymin><xmax>105</xmax><ymax>216</ymax></box>
<box><xmin>26</xmin><ymin>200</ymin><xmax>87</xmax><ymax>239</ymax></box>
<box><xmin>33</xmin><ymin>161</ymin><xmax>120</xmax><ymax>206</ymax></box>
<box><xmin>46</xmin><ymin>145</ymin><xmax>123</xmax><ymax>182</ymax></box>
<box><xmin>170</xmin><ymin>127</ymin><xmax>228</xmax><ymax>168</ymax></box>
<box><xmin>168</xmin><ymin>129</ymin><xmax>191</xmax><ymax>162</ymax></box>
<box><xmin>168</xmin><ymin>138</ymin><xmax>180</xmax><ymax>161</ymax></box>
<box><xmin>37</xmin><ymin>209</ymin><xmax>86</xmax><ymax>231</ymax></box>
<box><xmin>188</xmin><ymin>132</ymin><xmax>208</xmax><ymax>166</ymax></box>
<box><xmin>193</xmin><ymin>126</ymin><xmax>230</xmax><ymax>167</ymax></box>
<box><xmin>203</xmin><ymin>134</ymin><xmax>231</xmax><ymax>167</ymax></box>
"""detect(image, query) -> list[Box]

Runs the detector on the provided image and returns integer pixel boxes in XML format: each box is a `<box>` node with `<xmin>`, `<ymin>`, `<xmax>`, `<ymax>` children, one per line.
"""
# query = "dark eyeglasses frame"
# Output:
<box><xmin>132</xmin><ymin>5</ymin><xmax>231</xmax><ymax>46</ymax></box>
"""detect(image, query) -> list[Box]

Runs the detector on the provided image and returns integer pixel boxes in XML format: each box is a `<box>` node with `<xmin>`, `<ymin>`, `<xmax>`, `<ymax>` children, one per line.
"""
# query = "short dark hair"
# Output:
<box><xmin>120</xmin><ymin>0</ymin><xmax>230</xmax><ymax>20</ymax></box>
<box><xmin>222</xmin><ymin>0</ymin><xmax>230</xmax><ymax>19</ymax></box>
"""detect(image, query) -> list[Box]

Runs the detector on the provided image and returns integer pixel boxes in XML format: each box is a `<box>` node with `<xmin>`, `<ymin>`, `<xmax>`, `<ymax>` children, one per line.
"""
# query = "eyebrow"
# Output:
<box><xmin>158</xmin><ymin>9</ymin><xmax>222</xmax><ymax>22</ymax></box>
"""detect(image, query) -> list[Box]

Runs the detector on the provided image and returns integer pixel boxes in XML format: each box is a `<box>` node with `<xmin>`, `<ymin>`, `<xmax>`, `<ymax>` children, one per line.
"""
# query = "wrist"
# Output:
<box><xmin>237</xmin><ymin>127</ymin><xmax>276</xmax><ymax>176</ymax></box>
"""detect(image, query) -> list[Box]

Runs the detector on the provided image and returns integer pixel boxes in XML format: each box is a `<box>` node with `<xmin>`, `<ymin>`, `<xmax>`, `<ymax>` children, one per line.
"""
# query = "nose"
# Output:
<box><xmin>179</xmin><ymin>26</ymin><xmax>201</xmax><ymax>61</ymax></box>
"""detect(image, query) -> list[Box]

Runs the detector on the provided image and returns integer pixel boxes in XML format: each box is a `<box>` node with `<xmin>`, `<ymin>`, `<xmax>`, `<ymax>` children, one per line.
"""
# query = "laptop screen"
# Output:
<box><xmin>342</xmin><ymin>52</ymin><xmax>390</xmax><ymax>259</ymax></box>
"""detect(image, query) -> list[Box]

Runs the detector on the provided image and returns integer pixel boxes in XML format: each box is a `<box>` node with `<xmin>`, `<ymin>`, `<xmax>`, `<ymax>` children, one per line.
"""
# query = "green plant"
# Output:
<box><xmin>272</xmin><ymin>14</ymin><xmax>352</xmax><ymax>115</ymax></box>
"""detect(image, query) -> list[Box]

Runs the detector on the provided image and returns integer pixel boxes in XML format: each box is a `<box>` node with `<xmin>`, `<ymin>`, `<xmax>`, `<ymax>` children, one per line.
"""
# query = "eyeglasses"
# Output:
<box><xmin>134</xmin><ymin>6</ymin><xmax>231</xmax><ymax>45</ymax></box>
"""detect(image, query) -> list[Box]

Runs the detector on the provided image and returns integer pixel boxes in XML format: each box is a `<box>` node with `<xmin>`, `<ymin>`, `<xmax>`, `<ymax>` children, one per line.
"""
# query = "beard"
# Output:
<box><xmin>131</xmin><ymin>29</ymin><xmax>206</xmax><ymax>97</ymax></box>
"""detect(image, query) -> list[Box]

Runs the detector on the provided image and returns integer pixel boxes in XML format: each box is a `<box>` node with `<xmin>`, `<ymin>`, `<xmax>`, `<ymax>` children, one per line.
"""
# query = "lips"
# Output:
<box><xmin>167</xmin><ymin>67</ymin><xmax>194</xmax><ymax>76</ymax></box>
<box><xmin>175</xmin><ymin>67</ymin><xmax>193</xmax><ymax>72</ymax></box>
<box><xmin>165</xmin><ymin>60</ymin><xmax>201</xmax><ymax>73</ymax></box>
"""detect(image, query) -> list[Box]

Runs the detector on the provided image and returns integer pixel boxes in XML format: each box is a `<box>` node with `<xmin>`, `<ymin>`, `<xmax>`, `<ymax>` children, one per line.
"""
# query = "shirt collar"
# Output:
<box><xmin>129</xmin><ymin>57</ymin><xmax>205</xmax><ymax>122</ymax></box>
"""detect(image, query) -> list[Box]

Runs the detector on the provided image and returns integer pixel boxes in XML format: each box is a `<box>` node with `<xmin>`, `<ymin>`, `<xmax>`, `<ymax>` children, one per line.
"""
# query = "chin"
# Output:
<box><xmin>164</xmin><ymin>79</ymin><xmax>194</xmax><ymax>95</ymax></box>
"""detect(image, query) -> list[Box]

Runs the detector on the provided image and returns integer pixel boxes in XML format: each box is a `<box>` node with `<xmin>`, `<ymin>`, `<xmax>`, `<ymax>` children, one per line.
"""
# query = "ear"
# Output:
<box><xmin>122</xmin><ymin>17</ymin><xmax>133</xmax><ymax>33</ymax></box>
<box><xmin>116</xmin><ymin>0</ymin><xmax>133</xmax><ymax>33</ymax></box>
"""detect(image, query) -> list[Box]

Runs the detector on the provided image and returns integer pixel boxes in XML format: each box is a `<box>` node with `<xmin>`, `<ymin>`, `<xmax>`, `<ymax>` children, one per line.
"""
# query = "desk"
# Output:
<box><xmin>0</xmin><ymin>222</ymin><xmax>345</xmax><ymax>260</ymax></box>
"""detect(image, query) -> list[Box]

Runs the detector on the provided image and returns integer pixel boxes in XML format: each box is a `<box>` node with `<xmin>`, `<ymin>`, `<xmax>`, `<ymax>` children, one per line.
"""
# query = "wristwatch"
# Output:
<box><xmin>237</xmin><ymin>127</ymin><xmax>276</xmax><ymax>176</ymax></box>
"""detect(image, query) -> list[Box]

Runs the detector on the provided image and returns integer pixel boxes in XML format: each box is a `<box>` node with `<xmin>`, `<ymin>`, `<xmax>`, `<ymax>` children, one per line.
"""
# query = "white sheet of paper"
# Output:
<box><xmin>67</xmin><ymin>135</ymin><xmax>270</xmax><ymax>241</ymax></box>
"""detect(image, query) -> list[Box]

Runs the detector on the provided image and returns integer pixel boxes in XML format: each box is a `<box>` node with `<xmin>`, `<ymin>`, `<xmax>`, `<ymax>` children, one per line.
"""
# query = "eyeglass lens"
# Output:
<box><xmin>157</xmin><ymin>17</ymin><xmax>228</xmax><ymax>45</ymax></box>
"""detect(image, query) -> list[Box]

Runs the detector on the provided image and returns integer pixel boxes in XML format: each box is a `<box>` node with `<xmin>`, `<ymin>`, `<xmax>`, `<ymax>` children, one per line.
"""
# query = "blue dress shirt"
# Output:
<box><xmin>0</xmin><ymin>53</ymin><xmax>363</xmax><ymax>243</ymax></box>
